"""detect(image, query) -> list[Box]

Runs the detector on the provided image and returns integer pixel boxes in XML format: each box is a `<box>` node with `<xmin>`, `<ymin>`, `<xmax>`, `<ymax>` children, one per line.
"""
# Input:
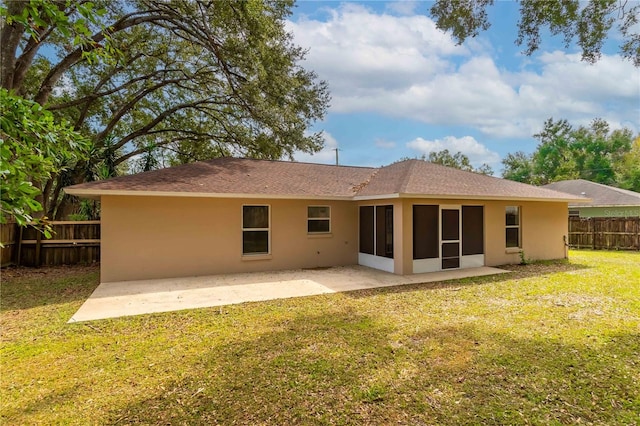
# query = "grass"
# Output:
<box><xmin>1</xmin><ymin>250</ymin><xmax>639</xmax><ymax>425</ymax></box>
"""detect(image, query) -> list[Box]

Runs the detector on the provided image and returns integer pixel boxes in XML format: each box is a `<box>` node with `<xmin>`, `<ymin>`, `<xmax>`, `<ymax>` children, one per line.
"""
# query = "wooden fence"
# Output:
<box><xmin>1</xmin><ymin>221</ymin><xmax>100</xmax><ymax>267</ymax></box>
<box><xmin>568</xmin><ymin>217</ymin><xmax>640</xmax><ymax>251</ymax></box>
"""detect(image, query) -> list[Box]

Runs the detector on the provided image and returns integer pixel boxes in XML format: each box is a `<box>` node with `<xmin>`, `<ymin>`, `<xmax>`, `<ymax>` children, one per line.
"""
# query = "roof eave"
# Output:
<box><xmin>355</xmin><ymin>193</ymin><xmax>591</xmax><ymax>203</ymax></box>
<box><xmin>569</xmin><ymin>203</ymin><xmax>639</xmax><ymax>208</ymax></box>
<box><xmin>65</xmin><ymin>188</ymin><xmax>592</xmax><ymax>204</ymax></box>
<box><xmin>63</xmin><ymin>188</ymin><xmax>355</xmax><ymax>201</ymax></box>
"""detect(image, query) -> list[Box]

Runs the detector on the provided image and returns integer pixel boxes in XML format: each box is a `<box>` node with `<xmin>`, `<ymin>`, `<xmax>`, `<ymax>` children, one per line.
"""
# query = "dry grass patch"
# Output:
<box><xmin>1</xmin><ymin>251</ymin><xmax>639</xmax><ymax>425</ymax></box>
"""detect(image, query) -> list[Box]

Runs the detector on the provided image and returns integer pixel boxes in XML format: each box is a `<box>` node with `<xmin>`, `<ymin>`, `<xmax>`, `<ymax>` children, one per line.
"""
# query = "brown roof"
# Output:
<box><xmin>66</xmin><ymin>157</ymin><xmax>376</xmax><ymax>198</ymax></box>
<box><xmin>543</xmin><ymin>179</ymin><xmax>640</xmax><ymax>207</ymax></box>
<box><xmin>65</xmin><ymin>158</ymin><xmax>587</xmax><ymax>202</ymax></box>
<box><xmin>358</xmin><ymin>160</ymin><xmax>586</xmax><ymax>201</ymax></box>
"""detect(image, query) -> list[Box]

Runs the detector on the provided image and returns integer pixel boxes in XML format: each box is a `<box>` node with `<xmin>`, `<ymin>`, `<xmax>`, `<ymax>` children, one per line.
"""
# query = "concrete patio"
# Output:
<box><xmin>69</xmin><ymin>265</ymin><xmax>509</xmax><ymax>322</ymax></box>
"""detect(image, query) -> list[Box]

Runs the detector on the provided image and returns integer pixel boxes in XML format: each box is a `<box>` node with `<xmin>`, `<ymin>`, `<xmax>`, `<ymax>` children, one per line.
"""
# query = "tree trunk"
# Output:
<box><xmin>0</xmin><ymin>1</ymin><xmax>26</xmax><ymax>90</ymax></box>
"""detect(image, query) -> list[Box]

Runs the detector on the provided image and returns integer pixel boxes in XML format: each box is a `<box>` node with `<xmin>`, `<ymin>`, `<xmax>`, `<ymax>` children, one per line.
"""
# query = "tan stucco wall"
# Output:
<box><xmin>100</xmin><ymin>195</ymin><xmax>568</xmax><ymax>281</ymax></box>
<box><xmin>100</xmin><ymin>196</ymin><xmax>358</xmax><ymax>282</ymax></box>
<box><xmin>482</xmin><ymin>200</ymin><xmax>568</xmax><ymax>266</ymax></box>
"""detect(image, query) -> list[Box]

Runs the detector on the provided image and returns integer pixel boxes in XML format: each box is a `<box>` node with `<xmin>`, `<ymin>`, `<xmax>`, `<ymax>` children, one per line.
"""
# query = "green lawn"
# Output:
<box><xmin>1</xmin><ymin>251</ymin><xmax>639</xmax><ymax>425</ymax></box>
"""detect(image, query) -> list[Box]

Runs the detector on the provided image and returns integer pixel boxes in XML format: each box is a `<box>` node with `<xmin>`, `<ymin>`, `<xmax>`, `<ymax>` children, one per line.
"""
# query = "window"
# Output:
<box><xmin>242</xmin><ymin>205</ymin><xmax>269</xmax><ymax>255</ymax></box>
<box><xmin>505</xmin><ymin>206</ymin><xmax>520</xmax><ymax>248</ymax></box>
<box><xmin>308</xmin><ymin>206</ymin><xmax>330</xmax><ymax>233</ymax></box>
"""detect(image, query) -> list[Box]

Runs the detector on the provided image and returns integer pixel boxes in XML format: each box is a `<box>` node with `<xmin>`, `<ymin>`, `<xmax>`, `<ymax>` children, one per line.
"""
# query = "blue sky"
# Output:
<box><xmin>287</xmin><ymin>1</ymin><xmax>640</xmax><ymax>174</ymax></box>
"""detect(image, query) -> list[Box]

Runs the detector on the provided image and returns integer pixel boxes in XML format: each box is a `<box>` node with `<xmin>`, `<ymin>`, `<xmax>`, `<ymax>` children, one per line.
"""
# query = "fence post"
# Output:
<box><xmin>16</xmin><ymin>226</ymin><xmax>23</xmax><ymax>266</ymax></box>
<box><xmin>591</xmin><ymin>217</ymin><xmax>596</xmax><ymax>250</ymax></box>
<box><xmin>35</xmin><ymin>227</ymin><xmax>42</xmax><ymax>267</ymax></box>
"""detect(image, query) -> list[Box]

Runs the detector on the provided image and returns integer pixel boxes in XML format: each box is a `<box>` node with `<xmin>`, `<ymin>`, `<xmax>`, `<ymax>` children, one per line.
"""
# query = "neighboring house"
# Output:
<box><xmin>65</xmin><ymin>158</ymin><xmax>586</xmax><ymax>283</ymax></box>
<box><xmin>543</xmin><ymin>179</ymin><xmax>640</xmax><ymax>218</ymax></box>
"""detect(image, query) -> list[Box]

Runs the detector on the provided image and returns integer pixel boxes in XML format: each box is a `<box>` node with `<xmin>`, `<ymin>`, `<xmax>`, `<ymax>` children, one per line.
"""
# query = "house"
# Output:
<box><xmin>65</xmin><ymin>158</ymin><xmax>587</xmax><ymax>283</ymax></box>
<box><xmin>543</xmin><ymin>179</ymin><xmax>640</xmax><ymax>218</ymax></box>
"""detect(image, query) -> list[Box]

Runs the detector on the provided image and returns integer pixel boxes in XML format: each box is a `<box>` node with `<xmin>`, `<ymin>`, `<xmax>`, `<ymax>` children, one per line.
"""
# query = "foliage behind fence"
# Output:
<box><xmin>569</xmin><ymin>217</ymin><xmax>640</xmax><ymax>251</ymax></box>
<box><xmin>1</xmin><ymin>221</ymin><xmax>100</xmax><ymax>267</ymax></box>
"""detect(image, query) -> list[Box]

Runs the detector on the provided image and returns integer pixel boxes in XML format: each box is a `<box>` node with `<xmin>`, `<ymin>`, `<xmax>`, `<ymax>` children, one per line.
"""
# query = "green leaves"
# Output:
<box><xmin>427</xmin><ymin>149</ymin><xmax>494</xmax><ymax>176</ymax></box>
<box><xmin>430</xmin><ymin>0</ymin><xmax>639</xmax><ymax>66</ymax></box>
<box><xmin>431</xmin><ymin>0</ymin><xmax>494</xmax><ymax>44</ymax></box>
<box><xmin>501</xmin><ymin>118</ymin><xmax>638</xmax><ymax>190</ymax></box>
<box><xmin>0</xmin><ymin>89</ymin><xmax>88</xmax><ymax>226</ymax></box>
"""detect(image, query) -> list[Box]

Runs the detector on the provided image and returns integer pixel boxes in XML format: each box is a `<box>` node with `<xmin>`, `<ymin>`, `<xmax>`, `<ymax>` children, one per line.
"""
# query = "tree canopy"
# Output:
<box><xmin>501</xmin><ymin>118</ymin><xmax>639</xmax><ymax>192</ymax></box>
<box><xmin>1</xmin><ymin>0</ymin><xmax>329</xmax><ymax>217</ymax></box>
<box><xmin>427</xmin><ymin>149</ymin><xmax>494</xmax><ymax>176</ymax></box>
<box><xmin>400</xmin><ymin>150</ymin><xmax>494</xmax><ymax>175</ymax></box>
<box><xmin>430</xmin><ymin>0</ymin><xmax>640</xmax><ymax>66</ymax></box>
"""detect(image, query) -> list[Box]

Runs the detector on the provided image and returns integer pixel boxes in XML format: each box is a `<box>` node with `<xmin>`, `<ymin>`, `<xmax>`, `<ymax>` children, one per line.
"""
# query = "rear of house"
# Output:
<box><xmin>66</xmin><ymin>158</ymin><xmax>586</xmax><ymax>282</ymax></box>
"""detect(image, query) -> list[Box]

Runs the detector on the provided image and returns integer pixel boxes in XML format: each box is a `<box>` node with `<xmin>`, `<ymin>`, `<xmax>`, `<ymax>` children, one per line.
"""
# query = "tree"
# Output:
<box><xmin>615</xmin><ymin>137</ymin><xmax>640</xmax><ymax>192</ymax></box>
<box><xmin>0</xmin><ymin>88</ymin><xmax>88</xmax><ymax>228</ymax></box>
<box><xmin>501</xmin><ymin>151</ymin><xmax>534</xmax><ymax>183</ymax></box>
<box><xmin>501</xmin><ymin>118</ymin><xmax>638</xmax><ymax>191</ymax></box>
<box><xmin>531</xmin><ymin>118</ymin><xmax>578</xmax><ymax>184</ymax></box>
<box><xmin>1</xmin><ymin>0</ymin><xmax>329</xmax><ymax>217</ymax></box>
<box><xmin>427</xmin><ymin>149</ymin><xmax>494</xmax><ymax>175</ymax></box>
<box><xmin>430</xmin><ymin>0</ymin><xmax>640</xmax><ymax>66</ymax></box>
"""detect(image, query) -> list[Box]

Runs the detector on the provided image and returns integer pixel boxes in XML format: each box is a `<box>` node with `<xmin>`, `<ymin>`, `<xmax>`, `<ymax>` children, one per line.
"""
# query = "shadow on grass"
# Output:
<box><xmin>103</xmin><ymin>311</ymin><xmax>638</xmax><ymax>425</ymax></box>
<box><xmin>0</xmin><ymin>265</ymin><xmax>100</xmax><ymax>311</ymax></box>
<box><xmin>2</xmin><ymin>383</ymin><xmax>81</xmax><ymax>423</ymax></box>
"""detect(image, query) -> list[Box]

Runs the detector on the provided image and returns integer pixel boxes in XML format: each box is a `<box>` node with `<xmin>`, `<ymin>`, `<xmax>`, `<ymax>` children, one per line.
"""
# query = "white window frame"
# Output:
<box><xmin>242</xmin><ymin>204</ymin><xmax>271</xmax><ymax>255</ymax></box>
<box><xmin>307</xmin><ymin>205</ymin><xmax>331</xmax><ymax>234</ymax></box>
<box><xmin>505</xmin><ymin>206</ymin><xmax>521</xmax><ymax>249</ymax></box>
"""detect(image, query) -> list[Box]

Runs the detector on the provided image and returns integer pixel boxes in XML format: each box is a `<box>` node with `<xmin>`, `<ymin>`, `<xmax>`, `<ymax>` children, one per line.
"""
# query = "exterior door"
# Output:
<box><xmin>441</xmin><ymin>208</ymin><xmax>460</xmax><ymax>269</ymax></box>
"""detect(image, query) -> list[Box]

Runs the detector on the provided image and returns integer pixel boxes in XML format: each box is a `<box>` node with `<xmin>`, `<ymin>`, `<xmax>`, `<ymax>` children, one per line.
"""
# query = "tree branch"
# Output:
<box><xmin>113</xmin><ymin>132</ymin><xmax>216</xmax><ymax>166</ymax></box>
<box><xmin>111</xmin><ymin>99</ymin><xmax>215</xmax><ymax>151</ymax></box>
<box><xmin>94</xmin><ymin>76</ymin><xmax>196</xmax><ymax>146</ymax></box>
<box><xmin>34</xmin><ymin>11</ymin><xmax>172</xmax><ymax>105</ymax></box>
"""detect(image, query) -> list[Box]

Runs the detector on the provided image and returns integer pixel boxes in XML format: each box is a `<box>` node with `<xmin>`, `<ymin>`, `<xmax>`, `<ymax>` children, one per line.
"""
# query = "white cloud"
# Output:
<box><xmin>375</xmin><ymin>138</ymin><xmax>397</xmax><ymax>149</ymax></box>
<box><xmin>288</xmin><ymin>7</ymin><xmax>640</xmax><ymax>139</ymax></box>
<box><xmin>52</xmin><ymin>74</ymin><xmax>76</xmax><ymax>97</ymax></box>
<box><xmin>294</xmin><ymin>131</ymin><xmax>339</xmax><ymax>164</ymax></box>
<box><xmin>406</xmin><ymin>135</ymin><xmax>501</xmax><ymax>167</ymax></box>
<box><xmin>385</xmin><ymin>1</ymin><xmax>419</xmax><ymax>16</ymax></box>
<box><xmin>287</xmin><ymin>3</ymin><xmax>467</xmax><ymax>95</ymax></box>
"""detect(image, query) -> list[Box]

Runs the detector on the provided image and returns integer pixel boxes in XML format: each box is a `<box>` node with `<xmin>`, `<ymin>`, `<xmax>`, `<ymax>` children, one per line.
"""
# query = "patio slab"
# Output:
<box><xmin>69</xmin><ymin>265</ymin><xmax>509</xmax><ymax>322</ymax></box>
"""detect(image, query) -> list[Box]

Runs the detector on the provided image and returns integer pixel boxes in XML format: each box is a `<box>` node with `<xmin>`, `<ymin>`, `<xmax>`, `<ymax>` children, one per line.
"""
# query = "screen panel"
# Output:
<box><xmin>441</xmin><ymin>209</ymin><xmax>460</xmax><ymax>241</ymax></box>
<box><xmin>442</xmin><ymin>258</ymin><xmax>460</xmax><ymax>269</ymax></box>
<box><xmin>462</xmin><ymin>206</ymin><xmax>484</xmax><ymax>255</ymax></box>
<box><xmin>359</xmin><ymin>206</ymin><xmax>374</xmax><ymax>254</ymax></box>
<box><xmin>442</xmin><ymin>242</ymin><xmax>459</xmax><ymax>258</ymax></box>
<box><xmin>376</xmin><ymin>205</ymin><xmax>393</xmax><ymax>258</ymax></box>
<box><xmin>413</xmin><ymin>205</ymin><xmax>439</xmax><ymax>259</ymax></box>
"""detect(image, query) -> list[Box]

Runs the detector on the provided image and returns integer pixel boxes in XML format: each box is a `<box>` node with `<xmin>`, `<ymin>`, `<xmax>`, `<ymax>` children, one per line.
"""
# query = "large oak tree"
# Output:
<box><xmin>1</xmin><ymin>0</ymin><xmax>329</xmax><ymax>217</ymax></box>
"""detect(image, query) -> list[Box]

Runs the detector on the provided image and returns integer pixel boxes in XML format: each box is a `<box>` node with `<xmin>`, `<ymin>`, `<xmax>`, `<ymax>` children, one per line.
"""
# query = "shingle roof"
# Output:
<box><xmin>66</xmin><ymin>157</ymin><xmax>375</xmax><ymax>198</ymax></box>
<box><xmin>357</xmin><ymin>160</ymin><xmax>583</xmax><ymax>200</ymax></box>
<box><xmin>543</xmin><ymin>179</ymin><xmax>640</xmax><ymax>207</ymax></box>
<box><xmin>65</xmin><ymin>158</ymin><xmax>586</xmax><ymax>202</ymax></box>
